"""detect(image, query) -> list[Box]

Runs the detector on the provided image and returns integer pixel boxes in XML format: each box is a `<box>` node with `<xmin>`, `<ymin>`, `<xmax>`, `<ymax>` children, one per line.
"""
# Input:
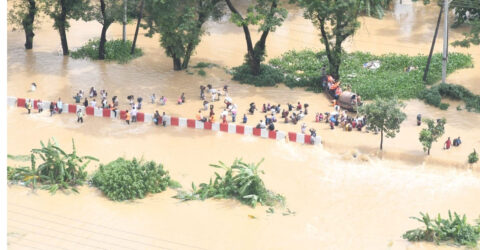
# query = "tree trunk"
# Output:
<box><xmin>131</xmin><ymin>0</ymin><xmax>145</xmax><ymax>54</ymax></box>
<box><xmin>99</xmin><ymin>23</ymin><xmax>109</xmax><ymax>60</ymax></box>
<box><xmin>225</xmin><ymin>0</ymin><xmax>257</xmax><ymax>73</ymax></box>
<box><xmin>58</xmin><ymin>0</ymin><xmax>69</xmax><ymax>55</ymax></box>
<box><xmin>182</xmin><ymin>43</ymin><xmax>194</xmax><ymax>69</ymax></box>
<box><xmin>427</xmin><ymin>147</ymin><xmax>430</xmax><ymax>155</ymax></box>
<box><xmin>173</xmin><ymin>56</ymin><xmax>182</xmax><ymax>70</ymax></box>
<box><xmin>22</xmin><ymin>0</ymin><xmax>36</xmax><ymax>49</ymax></box>
<box><xmin>99</xmin><ymin>0</ymin><xmax>108</xmax><ymax>60</ymax></box>
<box><xmin>380</xmin><ymin>130</ymin><xmax>384</xmax><ymax>150</ymax></box>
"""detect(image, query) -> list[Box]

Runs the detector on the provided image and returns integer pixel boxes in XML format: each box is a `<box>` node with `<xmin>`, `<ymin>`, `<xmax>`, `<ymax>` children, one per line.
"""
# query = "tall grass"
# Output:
<box><xmin>7</xmin><ymin>138</ymin><xmax>98</xmax><ymax>194</ymax></box>
<box><xmin>174</xmin><ymin>159</ymin><xmax>285</xmax><ymax>208</ymax></box>
<box><xmin>403</xmin><ymin>211</ymin><xmax>480</xmax><ymax>247</ymax></box>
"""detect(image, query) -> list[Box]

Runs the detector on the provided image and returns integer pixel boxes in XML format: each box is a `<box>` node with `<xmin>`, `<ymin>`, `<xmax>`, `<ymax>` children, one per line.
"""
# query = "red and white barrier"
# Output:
<box><xmin>7</xmin><ymin>96</ymin><xmax>17</xmax><ymax>107</ymax></box>
<box><xmin>8</xmin><ymin>96</ymin><xmax>321</xmax><ymax>146</ymax></box>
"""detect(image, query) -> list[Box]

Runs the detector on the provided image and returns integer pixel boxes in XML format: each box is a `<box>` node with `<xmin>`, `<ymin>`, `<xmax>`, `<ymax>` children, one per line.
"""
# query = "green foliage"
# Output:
<box><xmin>7</xmin><ymin>138</ymin><xmax>98</xmax><ymax>194</ymax></box>
<box><xmin>469</xmin><ymin>149</ymin><xmax>479</xmax><ymax>164</ymax></box>
<box><xmin>231</xmin><ymin>63</ymin><xmax>284</xmax><ymax>87</ymax></box>
<box><xmin>358</xmin><ymin>97</ymin><xmax>407</xmax><ymax>150</ymax></box>
<box><xmin>403</xmin><ymin>211</ymin><xmax>480</xmax><ymax>247</ymax></box>
<box><xmin>143</xmin><ymin>0</ymin><xmax>225</xmax><ymax>70</ymax></box>
<box><xmin>92</xmin><ymin>158</ymin><xmax>178</xmax><ymax>201</ymax></box>
<box><xmin>8</xmin><ymin>0</ymin><xmax>39</xmax><ymax>31</ymax></box>
<box><xmin>268</xmin><ymin>49</ymin><xmax>473</xmax><ymax>99</ymax></box>
<box><xmin>419</xmin><ymin>118</ymin><xmax>446</xmax><ymax>155</ymax></box>
<box><xmin>71</xmin><ymin>39</ymin><xmax>143</xmax><ymax>64</ymax></box>
<box><xmin>452</xmin><ymin>21</ymin><xmax>480</xmax><ymax>48</ymax></box>
<box><xmin>174</xmin><ymin>159</ymin><xmax>285</xmax><ymax>208</ymax></box>
<box><xmin>358</xmin><ymin>0</ymin><xmax>393</xmax><ymax>18</ymax></box>
<box><xmin>226</xmin><ymin>0</ymin><xmax>287</xmax><ymax>75</ymax></box>
<box><xmin>40</xmin><ymin>0</ymin><xmax>91</xmax><ymax>30</ymax></box>
<box><xmin>295</xmin><ymin>0</ymin><xmax>363</xmax><ymax>79</ymax></box>
<box><xmin>438</xmin><ymin>103</ymin><xmax>449</xmax><ymax>110</ymax></box>
<box><xmin>197</xmin><ymin>69</ymin><xmax>206</xmax><ymax>76</ymax></box>
<box><xmin>419</xmin><ymin>83</ymin><xmax>480</xmax><ymax>112</ymax></box>
<box><xmin>193</xmin><ymin>62</ymin><xmax>217</xmax><ymax>68</ymax></box>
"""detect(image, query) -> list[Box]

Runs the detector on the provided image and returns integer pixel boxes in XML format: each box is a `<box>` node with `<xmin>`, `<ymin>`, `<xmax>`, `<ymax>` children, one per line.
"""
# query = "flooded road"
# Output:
<box><xmin>7</xmin><ymin>0</ymin><xmax>480</xmax><ymax>249</ymax></box>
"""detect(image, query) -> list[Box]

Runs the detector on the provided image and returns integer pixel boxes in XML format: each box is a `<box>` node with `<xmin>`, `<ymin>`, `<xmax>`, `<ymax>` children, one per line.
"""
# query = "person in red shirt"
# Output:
<box><xmin>444</xmin><ymin>137</ymin><xmax>451</xmax><ymax>150</ymax></box>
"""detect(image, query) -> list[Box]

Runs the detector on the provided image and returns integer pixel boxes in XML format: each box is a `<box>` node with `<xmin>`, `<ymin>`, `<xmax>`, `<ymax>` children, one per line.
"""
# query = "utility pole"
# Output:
<box><xmin>442</xmin><ymin>0</ymin><xmax>449</xmax><ymax>83</ymax></box>
<box><xmin>123</xmin><ymin>0</ymin><xmax>127</xmax><ymax>42</ymax></box>
<box><xmin>423</xmin><ymin>5</ymin><xmax>443</xmax><ymax>82</ymax></box>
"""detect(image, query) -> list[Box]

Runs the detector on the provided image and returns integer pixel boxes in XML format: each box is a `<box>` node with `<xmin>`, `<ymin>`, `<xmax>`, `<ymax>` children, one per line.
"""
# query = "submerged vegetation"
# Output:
<box><xmin>71</xmin><ymin>39</ymin><xmax>143</xmax><ymax>64</ymax></box>
<box><xmin>7</xmin><ymin>139</ymin><xmax>98</xmax><ymax>194</ymax></box>
<box><xmin>403</xmin><ymin>211</ymin><xmax>480</xmax><ymax>247</ymax></box>
<box><xmin>469</xmin><ymin>150</ymin><xmax>479</xmax><ymax>164</ymax></box>
<box><xmin>266</xmin><ymin>49</ymin><xmax>473</xmax><ymax>99</ymax></box>
<box><xmin>91</xmin><ymin>158</ymin><xmax>180</xmax><ymax>201</ymax></box>
<box><xmin>174</xmin><ymin>159</ymin><xmax>285</xmax><ymax>208</ymax></box>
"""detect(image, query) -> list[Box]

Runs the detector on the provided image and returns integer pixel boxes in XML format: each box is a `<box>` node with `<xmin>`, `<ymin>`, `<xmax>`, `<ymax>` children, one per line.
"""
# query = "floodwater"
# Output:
<box><xmin>7</xmin><ymin>0</ymin><xmax>480</xmax><ymax>249</ymax></box>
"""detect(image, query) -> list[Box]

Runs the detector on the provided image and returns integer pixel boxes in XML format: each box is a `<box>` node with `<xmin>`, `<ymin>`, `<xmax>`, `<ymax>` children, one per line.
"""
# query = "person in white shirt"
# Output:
<box><xmin>260</xmin><ymin>120</ymin><xmax>266</xmax><ymax>129</ymax></box>
<box><xmin>301</xmin><ymin>123</ymin><xmax>307</xmax><ymax>134</ymax></box>
<box><xmin>91</xmin><ymin>99</ymin><xmax>97</xmax><ymax>108</ymax></box>
<box><xmin>221</xmin><ymin>109</ymin><xmax>228</xmax><ymax>119</ymax></box>
<box><xmin>131</xmin><ymin>107</ymin><xmax>138</xmax><ymax>122</ymax></box>
<box><xmin>150</xmin><ymin>94</ymin><xmax>156</xmax><ymax>104</ymax></box>
<box><xmin>31</xmin><ymin>82</ymin><xmax>37</xmax><ymax>92</ymax></box>
<box><xmin>57</xmin><ymin>98</ymin><xmax>63</xmax><ymax>114</ymax></box>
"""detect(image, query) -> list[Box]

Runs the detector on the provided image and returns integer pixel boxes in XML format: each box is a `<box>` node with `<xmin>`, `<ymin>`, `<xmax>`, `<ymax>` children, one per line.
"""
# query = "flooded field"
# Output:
<box><xmin>7</xmin><ymin>0</ymin><xmax>480</xmax><ymax>249</ymax></box>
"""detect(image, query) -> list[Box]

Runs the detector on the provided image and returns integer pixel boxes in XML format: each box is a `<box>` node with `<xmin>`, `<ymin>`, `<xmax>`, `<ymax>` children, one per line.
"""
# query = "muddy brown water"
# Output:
<box><xmin>7</xmin><ymin>0</ymin><xmax>480</xmax><ymax>249</ymax></box>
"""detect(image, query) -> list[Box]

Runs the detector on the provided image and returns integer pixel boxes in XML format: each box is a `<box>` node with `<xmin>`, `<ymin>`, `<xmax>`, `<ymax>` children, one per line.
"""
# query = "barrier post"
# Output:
<box><xmin>187</xmin><ymin>119</ymin><xmax>196</xmax><ymax>128</ymax></box>
<box><xmin>260</xmin><ymin>129</ymin><xmax>268</xmax><ymax>138</ymax></box>
<box><xmin>244</xmin><ymin>126</ymin><xmax>253</xmax><ymax>136</ymax></box>
<box><xmin>236</xmin><ymin>125</ymin><xmax>245</xmax><ymax>134</ymax></box>
<box><xmin>288</xmin><ymin>132</ymin><xmax>297</xmax><ymax>142</ymax></box>
<box><xmin>137</xmin><ymin>112</ymin><xmax>145</xmax><ymax>122</ymax></box>
<box><xmin>178</xmin><ymin>117</ymin><xmax>187</xmax><ymax>127</ymax></box>
<box><xmin>195</xmin><ymin>120</ymin><xmax>204</xmax><ymax>129</ymax></box>
<box><xmin>296</xmin><ymin>133</ymin><xmax>305</xmax><ymax>144</ymax></box>
<box><xmin>17</xmin><ymin>98</ymin><xmax>26</xmax><ymax>108</ymax></box>
<box><xmin>7</xmin><ymin>96</ymin><xmax>17</xmax><ymax>107</ymax></box>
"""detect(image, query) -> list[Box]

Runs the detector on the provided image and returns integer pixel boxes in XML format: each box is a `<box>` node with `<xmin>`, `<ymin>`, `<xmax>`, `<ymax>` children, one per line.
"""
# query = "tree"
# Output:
<box><xmin>419</xmin><ymin>118</ymin><xmax>446</xmax><ymax>155</ymax></box>
<box><xmin>143</xmin><ymin>0</ymin><xmax>225</xmax><ymax>70</ymax></box>
<box><xmin>225</xmin><ymin>0</ymin><xmax>287</xmax><ymax>75</ymax></box>
<box><xmin>94</xmin><ymin>0</ymin><xmax>136</xmax><ymax>60</ymax></box>
<box><xmin>40</xmin><ymin>0</ymin><xmax>92</xmax><ymax>55</ymax></box>
<box><xmin>131</xmin><ymin>0</ymin><xmax>145</xmax><ymax>54</ymax></box>
<box><xmin>294</xmin><ymin>0</ymin><xmax>391</xmax><ymax>80</ymax></box>
<box><xmin>8</xmin><ymin>0</ymin><xmax>39</xmax><ymax>49</ymax></box>
<box><xmin>358</xmin><ymin>97</ymin><xmax>406</xmax><ymax>150</ymax></box>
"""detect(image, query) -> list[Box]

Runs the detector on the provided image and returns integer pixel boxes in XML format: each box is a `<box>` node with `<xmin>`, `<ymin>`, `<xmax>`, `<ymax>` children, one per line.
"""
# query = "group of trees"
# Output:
<box><xmin>12</xmin><ymin>0</ymin><xmax>477</xmax><ymax>75</ymax></box>
<box><xmin>359</xmin><ymin>97</ymin><xmax>446</xmax><ymax>155</ymax></box>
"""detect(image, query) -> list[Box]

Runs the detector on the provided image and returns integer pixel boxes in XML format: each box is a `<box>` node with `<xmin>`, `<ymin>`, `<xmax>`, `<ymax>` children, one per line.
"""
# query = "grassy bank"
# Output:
<box><xmin>71</xmin><ymin>39</ymin><xmax>143</xmax><ymax>64</ymax></box>
<box><xmin>232</xmin><ymin>49</ymin><xmax>473</xmax><ymax>100</ymax></box>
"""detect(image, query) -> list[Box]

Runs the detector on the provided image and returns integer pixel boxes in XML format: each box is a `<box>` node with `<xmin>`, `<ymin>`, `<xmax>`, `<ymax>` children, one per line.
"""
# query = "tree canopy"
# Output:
<box><xmin>419</xmin><ymin>118</ymin><xmax>446</xmax><ymax>155</ymax></box>
<box><xmin>143</xmin><ymin>0</ymin><xmax>225</xmax><ymax>70</ymax></box>
<box><xmin>359</xmin><ymin>97</ymin><xmax>407</xmax><ymax>150</ymax></box>
<box><xmin>225</xmin><ymin>0</ymin><xmax>288</xmax><ymax>75</ymax></box>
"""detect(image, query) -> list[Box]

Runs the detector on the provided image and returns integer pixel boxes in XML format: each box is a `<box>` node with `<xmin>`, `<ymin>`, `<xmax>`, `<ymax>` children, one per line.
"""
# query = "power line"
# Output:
<box><xmin>9</xmin><ymin>217</ymin><xmax>137</xmax><ymax>250</ymax></box>
<box><xmin>9</xmin><ymin>210</ymin><xmax>171</xmax><ymax>250</ymax></box>
<box><xmin>8</xmin><ymin>225</ymin><xmax>106</xmax><ymax>250</ymax></box>
<box><xmin>9</xmin><ymin>203</ymin><xmax>207</xmax><ymax>250</ymax></box>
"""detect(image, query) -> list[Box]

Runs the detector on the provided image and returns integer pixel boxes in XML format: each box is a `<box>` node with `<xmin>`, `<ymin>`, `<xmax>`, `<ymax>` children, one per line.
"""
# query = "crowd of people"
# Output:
<box><xmin>23</xmin><ymin>82</ymin><xmax>464</xmax><ymax>149</ymax></box>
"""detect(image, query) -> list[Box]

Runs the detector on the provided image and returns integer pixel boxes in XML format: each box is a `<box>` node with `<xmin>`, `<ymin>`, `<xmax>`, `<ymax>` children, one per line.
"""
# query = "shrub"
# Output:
<box><xmin>231</xmin><ymin>63</ymin><xmax>284</xmax><ymax>87</ymax></box>
<box><xmin>469</xmin><ymin>150</ymin><xmax>479</xmax><ymax>164</ymax></box>
<box><xmin>193</xmin><ymin>62</ymin><xmax>216</xmax><ymax>68</ymax></box>
<box><xmin>174</xmin><ymin>159</ymin><xmax>285</xmax><ymax>208</ymax></box>
<box><xmin>91</xmin><ymin>158</ymin><xmax>179</xmax><ymax>201</ymax></box>
<box><xmin>7</xmin><ymin>138</ymin><xmax>98</xmax><ymax>194</ymax></box>
<box><xmin>403</xmin><ymin>211</ymin><xmax>480</xmax><ymax>247</ymax></box>
<box><xmin>71</xmin><ymin>39</ymin><xmax>143</xmax><ymax>64</ymax></box>
<box><xmin>421</xmin><ymin>88</ymin><xmax>442</xmax><ymax>107</ymax></box>
<box><xmin>439</xmin><ymin>103</ymin><xmax>450</xmax><ymax>110</ymax></box>
<box><xmin>420</xmin><ymin>83</ymin><xmax>480</xmax><ymax>112</ymax></box>
<box><xmin>198</xmin><ymin>69</ymin><xmax>206</xmax><ymax>76</ymax></box>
